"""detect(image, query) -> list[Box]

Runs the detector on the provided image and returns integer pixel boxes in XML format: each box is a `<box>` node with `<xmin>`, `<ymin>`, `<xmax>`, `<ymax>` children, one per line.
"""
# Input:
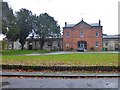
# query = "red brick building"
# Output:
<box><xmin>63</xmin><ymin>19</ymin><xmax>103</xmax><ymax>51</ymax></box>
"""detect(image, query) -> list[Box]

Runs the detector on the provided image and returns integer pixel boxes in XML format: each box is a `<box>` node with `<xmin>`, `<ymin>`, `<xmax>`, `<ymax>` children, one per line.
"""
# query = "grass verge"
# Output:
<box><xmin>2</xmin><ymin>53</ymin><xmax>119</xmax><ymax>66</ymax></box>
<box><xmin>2</xmin><ymin>50</ymin><xmax>50</xmax><ymax>55</ymax></box>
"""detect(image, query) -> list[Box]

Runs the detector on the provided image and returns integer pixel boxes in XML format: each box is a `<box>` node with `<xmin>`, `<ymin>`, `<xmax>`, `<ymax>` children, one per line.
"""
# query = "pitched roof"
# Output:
<box><xmin>103</xmin><ymin>35</ymin><xmax>120</xmax><ymax>39</ymax></box>
<box><xmin>65</xmin><ymin>24</ymin><xmax>75</xmax><ymax>27</ymax></box>
<box><xmin>89</xmin><ymin>23</ymin><xmax>100</xmax><ymax>26</ymax></box>
<box><xmin>63</xmin><ymin>20</ymin><xmax>102</xmax><ymax>28</ymax></box>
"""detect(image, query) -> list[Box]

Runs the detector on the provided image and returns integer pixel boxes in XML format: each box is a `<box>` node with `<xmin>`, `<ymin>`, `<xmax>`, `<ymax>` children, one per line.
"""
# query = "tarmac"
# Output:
<box><xmin>1</xmin><ymin>77</ymin><xmax>119</xmax><ymax>88</ymax></box>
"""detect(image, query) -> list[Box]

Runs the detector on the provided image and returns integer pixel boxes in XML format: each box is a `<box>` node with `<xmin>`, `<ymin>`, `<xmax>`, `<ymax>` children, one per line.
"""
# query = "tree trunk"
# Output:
<box><xmin>40</xmin><ymin>44</ymin><xmax>43</xmax><ymax>50</ymax></box>
<box><xmin>35</xmin><ymin>41</ymin><xmax>37</xmax><ymax>50</ymax></box>
<box><xmin>39</xmin><ymin>41</ymin><xmax>43</xmax><ymax>50</ymax></box>
<box><xmin>21</xmin><ymin>44</ymin><xmax>24</xmax><ymax>50</ymax></box>
<box><xmin>19</xmin><ymin>39</ymin><xmax>25</xmax><ymax>50</ymax></box>
<box><xmin>11</xmin><ymin>42</ymin><xmax>14</xmax><ymax>50</ymax></box>
<box><xmin>39</xmin><ymin>39</ymin><xmax>45</xmax><ymax>50</ymax></box>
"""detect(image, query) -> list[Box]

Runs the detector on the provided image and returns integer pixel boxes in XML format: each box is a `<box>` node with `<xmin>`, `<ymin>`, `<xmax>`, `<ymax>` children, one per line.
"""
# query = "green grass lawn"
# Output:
<box><xmin>2</xmin><ymin>53</ymin><xmax>119</xmax><ymax>66</ymax></box>
<box><xmin>2</xmin><ymin>50</ymin><xmax>50</xmax><ymax>55</ymax></box>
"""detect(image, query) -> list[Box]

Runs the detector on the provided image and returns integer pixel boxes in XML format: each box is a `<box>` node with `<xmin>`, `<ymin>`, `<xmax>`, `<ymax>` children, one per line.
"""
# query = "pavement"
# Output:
<box><xmin>1</xmin><ymin>71</ymin><xmax>119</xmax><ymax>88</ymax></box>
<box><xmin>1</xmin><ymin>71</ymin><xmax>119</xmax><ymax>77</ymax></box>
<box><xmin>25</xmin><ymin>51</ymin><xmax>119</xmax><ymax>56</ymax></box>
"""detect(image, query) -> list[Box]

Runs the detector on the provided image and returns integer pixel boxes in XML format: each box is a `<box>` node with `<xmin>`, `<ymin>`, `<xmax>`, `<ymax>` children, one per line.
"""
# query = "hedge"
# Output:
<box><xmin>2</xmin><ymin>65</ymin><xmax>119</xmax><ymax>72</ymax></box>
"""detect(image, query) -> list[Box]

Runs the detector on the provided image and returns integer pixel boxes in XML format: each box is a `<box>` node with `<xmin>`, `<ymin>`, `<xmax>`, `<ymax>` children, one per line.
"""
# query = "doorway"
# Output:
<box><xmin>78</xmin><ymin>41</ymin><xmax>87</xmax><ymax>49</ymax></box>
<box><xmin>28</xmin><ymin>42</ymin><xmax>33</xmax><ymax>50</ymax></box>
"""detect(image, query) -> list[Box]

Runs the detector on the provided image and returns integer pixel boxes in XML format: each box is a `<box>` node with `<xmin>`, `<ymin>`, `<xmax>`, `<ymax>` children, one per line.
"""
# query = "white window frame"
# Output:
<box><xmin>105</xmin><ymin>42</ymin><xmax>108</xmax><ymax>46</ymax></box>
<box><xmin>65</xmin><ymin>43</ymin><xmax>69</xmax><ymax>48</ymax></box>
<box><xmin>66</xmin><ymin>32</ymin><xmax>69</xmax><ymax>38</ymax></box>
<box><xmin>96</xmin><ymin>42</ymin><xmax>99</xmax><ymax>47</ymax></box>
<box><xmin>80</xmin><ymin>32</ymin><xmax>84</xmax><ymax>37</ymax></box>
<box><xmin>96</xmin><ymin>32</ymin><xmax>99</xmax><ymax>37</ymax></box>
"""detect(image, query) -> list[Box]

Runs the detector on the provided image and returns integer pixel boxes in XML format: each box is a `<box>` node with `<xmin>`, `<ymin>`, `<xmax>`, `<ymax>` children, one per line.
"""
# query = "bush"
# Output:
<box><xmin>90</xmin><ymin>47</ymin><xmax>94</xmax><ymax>51</ymax></box>
<box><xmin>2</xmin><ymin>65</ymin><xmax>119</xmax><ymax>72</ymax></box>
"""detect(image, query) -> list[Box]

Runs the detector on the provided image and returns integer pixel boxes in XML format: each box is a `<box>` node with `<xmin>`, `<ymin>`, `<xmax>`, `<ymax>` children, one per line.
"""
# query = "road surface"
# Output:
<box><xmin>1</xmin><ymin>77</ymin><xmax>119</xmax><ymax>88</ymax></box>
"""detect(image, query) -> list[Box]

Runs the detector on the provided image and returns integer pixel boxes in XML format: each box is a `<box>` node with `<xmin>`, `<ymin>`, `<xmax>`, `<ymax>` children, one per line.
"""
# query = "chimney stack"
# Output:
<box><xmin>99</xmin><ymin>19</ymin><xmax>101</xmax><ymax>26</ymax></box>
<box><xmin>65</xmin><ymin>22</ymin><xmax>67</xmax><ymax>27</ymax></box>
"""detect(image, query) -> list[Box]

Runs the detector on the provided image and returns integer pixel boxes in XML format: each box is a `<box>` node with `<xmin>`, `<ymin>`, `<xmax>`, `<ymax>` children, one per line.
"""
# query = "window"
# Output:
<box><xmin>58</xmin><ymin>43</ymin><xmax>60</xmax><ymax>47</ymax></box>
<box><xmin>96</xmin><ymin>42</ymin><xmax>99</xmax><ymax>47</ymax></box>
<box><xmin>65</xmin><ymin>43</ymin><xmax>69</xmax><ymax>48</ymax></box>
<box><xmin>48</xmin><ymin>42</ymin><xmax>52</xmax><ymax>47</ymax></box>
<box><xmin>66</xmin><ymin>32</ymin><xmax>69</xmax><ymax>37</ymax></box>
<box><xmin>96</xmin><ymin>32</ymin><xmax>99</xmax><ymax>37</ymax></box>
<box><xmin>80</xmin><ymin>32</ymin><xmax>84</xmax><ymax>37</ymax></box>
<box><xmin>105</xmin><ymin>42</ymin><xmax>108</xmax><ymax>46</ymax></box>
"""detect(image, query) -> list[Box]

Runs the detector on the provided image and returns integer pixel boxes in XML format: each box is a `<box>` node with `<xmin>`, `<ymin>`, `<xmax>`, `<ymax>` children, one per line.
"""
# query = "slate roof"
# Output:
<box><xmin>89</xmin><ymin>23</ymin><xmax>100</xmax><ymax>26</ymax></box>
<box><xmin>64</xmin><ymin>20</ymin><xmax>102</xmax><ymax>28</ymax></box>
<box><xmin>66</xmin><ymin>24</ymin><xmax>75</xmax><ymax>27</ymax></box>
<box><xmin>103</xmin><ymin>35</ymin><xmax>120</xmax><ymax>39</ymax></box>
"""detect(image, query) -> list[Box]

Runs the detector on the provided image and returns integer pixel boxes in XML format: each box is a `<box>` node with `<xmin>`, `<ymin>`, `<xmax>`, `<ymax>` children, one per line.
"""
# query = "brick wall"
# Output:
<box><xmin>63</xmin><ymin>20</ymin><xmax>103</xmax><ymax>51</ymax></box>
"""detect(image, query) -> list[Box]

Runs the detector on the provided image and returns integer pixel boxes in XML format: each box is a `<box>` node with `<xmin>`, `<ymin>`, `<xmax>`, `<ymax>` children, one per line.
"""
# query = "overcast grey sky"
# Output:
<box><xmin>3</xmin><ymin>0</ymin><xmax>119</xmax><ymax>35</ymax></box>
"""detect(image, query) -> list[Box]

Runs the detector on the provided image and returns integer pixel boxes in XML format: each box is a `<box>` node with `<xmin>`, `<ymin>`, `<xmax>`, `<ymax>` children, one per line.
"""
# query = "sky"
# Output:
<box><xmin>2</xmin><ymin>0</ymin><xmax>119</xmax><ymax>37</ymax></box>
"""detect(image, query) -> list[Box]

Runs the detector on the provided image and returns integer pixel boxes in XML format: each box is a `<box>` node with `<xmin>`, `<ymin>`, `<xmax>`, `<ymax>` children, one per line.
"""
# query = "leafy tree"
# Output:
<box><xmin>35</xmin><ymin>13</ymin><xmax>60</xmax><ymax>50</ymax></box>
<box><xmin>2</xmin><ymin>39</ymin><xmax>8</xmax><ymax>50</ymax></box>
<box><xmin>0</xmin><ymin>1</ymin><xmax>2</xmax><ymax>33</ymax></box>
<box><xmin>16</xmin><ymin>8</ymin><xmax>33</xmax><ymax>50</ymax></box>
<box><xmin>2</xmin><ymin>2</ymin><xmax>13</xmax><ymax>34</ymax></box>
<box><xmin>6</xmin><ymin>22</ymin><xmax>20</xmax><ymax>49</ymax></box>
<box><xmin>2</xmin><ymin>2</ymin><xmax>20</xmax><ymax>49</ymax></box>
<box><xmin>29</xmin><ymin>14</ymin><xmax>38</xmax><ymax>49</ymax></box>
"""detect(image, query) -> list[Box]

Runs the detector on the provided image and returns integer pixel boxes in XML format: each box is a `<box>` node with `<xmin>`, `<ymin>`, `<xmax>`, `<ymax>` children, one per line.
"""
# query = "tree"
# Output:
<box><xmin>2</xmin><ymin>2</ymin><xmax>20</xmax><ymax>49</ymax></box>
<box><xmin>0</xmin><ymin>1</ymin><xmax>2</xmax><ymax>33</ymax></box>
<box><xmin>6</xmin><ymin>22</ymin><xmax>20</xmax><ymax>49</ymax></box>
<box><xmin>16</xmin><ymin>8</ymin><xmax>33</xmax><ymax>50</ymax></box>
<box><xmin>35</xmin><ymin>13</ymin><xmax>60</xmax><ymax>50</ymax></box>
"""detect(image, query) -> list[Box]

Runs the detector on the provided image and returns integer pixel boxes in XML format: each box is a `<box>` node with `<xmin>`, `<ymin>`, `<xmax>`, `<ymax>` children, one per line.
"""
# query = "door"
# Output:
<box><xmin>78</xmin><ymin>41</ymin><xmax>87</xmax><ymax>49</ymax></box>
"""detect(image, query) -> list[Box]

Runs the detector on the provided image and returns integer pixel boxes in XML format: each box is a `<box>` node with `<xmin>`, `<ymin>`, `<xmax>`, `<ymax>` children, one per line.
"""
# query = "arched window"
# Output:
<box><xmin>96</xmin><ymin>32</ymin><xmax>99</xmax><ymax>37</ymax></box>
<box><xmin>80</xmin><ymin>32</ymin><xmax>84</xmax><ymax>37</ymax></box>
<box><xmin>96</xmin><ymin>42</ymin><xmax>99</xmax><ymax>47</ymax></box>
<box><xmin>65</xmin><ymin>43</ymin><xmax>69</xmax><ymax>48</ymax></box>
<box><xmin>66</xmin><ymin>32</ymin><xmax>69</xmax><ymax>38</ymax></box>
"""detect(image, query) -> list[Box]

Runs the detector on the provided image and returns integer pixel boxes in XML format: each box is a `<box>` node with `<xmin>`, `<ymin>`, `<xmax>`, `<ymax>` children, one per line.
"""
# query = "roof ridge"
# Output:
<box><xmin>63</xmin><ymin>20</ymin><xmax>102</xmax><ymax>28</ymax></box>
